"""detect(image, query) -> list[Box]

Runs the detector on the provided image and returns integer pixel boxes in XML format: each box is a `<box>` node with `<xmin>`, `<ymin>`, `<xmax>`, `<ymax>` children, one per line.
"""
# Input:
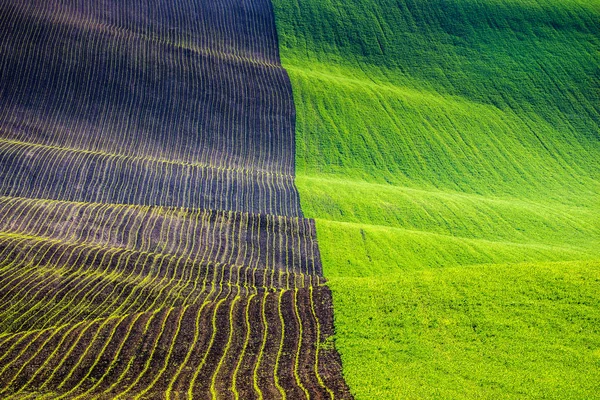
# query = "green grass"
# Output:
<box><xmin>272</xmin><ymin>0</ymin><xmax>600</xmax><ymax>398</ymax></box>
<box><xmin>332</xmin><ymin>260</ymin><xmax>600</xmax><ymax>399</ymax></box>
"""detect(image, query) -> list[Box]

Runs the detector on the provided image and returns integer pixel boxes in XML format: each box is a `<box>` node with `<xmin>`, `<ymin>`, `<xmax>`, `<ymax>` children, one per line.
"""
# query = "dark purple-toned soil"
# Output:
<box><xmin>0</xmin><ymin>0</ymin><xmax>352</xmax><ymax>398</ymax></box>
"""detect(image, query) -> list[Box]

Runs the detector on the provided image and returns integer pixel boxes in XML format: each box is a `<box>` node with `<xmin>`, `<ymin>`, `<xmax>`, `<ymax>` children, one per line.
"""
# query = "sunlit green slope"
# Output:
<box><xmin>272</xmin><ymin>0</ymin><xmax>600</xmax><ymax>398</ymax></box>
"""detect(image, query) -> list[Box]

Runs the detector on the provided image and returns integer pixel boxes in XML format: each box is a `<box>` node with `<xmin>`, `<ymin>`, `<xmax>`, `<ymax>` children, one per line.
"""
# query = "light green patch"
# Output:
<box><xmin>330</xmin><ymin>260</ymin><xmax>600</xmax><ymax>399</ymax></box>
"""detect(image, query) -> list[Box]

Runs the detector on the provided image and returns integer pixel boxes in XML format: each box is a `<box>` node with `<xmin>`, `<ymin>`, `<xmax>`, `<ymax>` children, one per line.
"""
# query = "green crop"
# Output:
<box><xmin>272</xmin><ymin>0</ymin><xmax>600</xmax><ymax>397</ymax></box>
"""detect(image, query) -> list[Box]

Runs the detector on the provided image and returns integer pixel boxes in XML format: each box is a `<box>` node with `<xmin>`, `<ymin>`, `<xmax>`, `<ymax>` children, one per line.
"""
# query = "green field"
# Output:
<box><xmin>272</xmin><ymin>0</ymin><xmax>600</xmax><ymax>397</ymax></box>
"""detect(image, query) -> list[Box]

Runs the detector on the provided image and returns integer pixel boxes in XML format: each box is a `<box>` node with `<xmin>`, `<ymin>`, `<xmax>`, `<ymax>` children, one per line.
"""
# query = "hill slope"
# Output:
<box><xmin>0</xmin><ymin>0</ymin><xmax>351</xmax><ymax>398</ymax></box>
<box><xmin>272</xmin><ymin>0</ymin><xmax>600</xmax><ymax>398</ymax></box>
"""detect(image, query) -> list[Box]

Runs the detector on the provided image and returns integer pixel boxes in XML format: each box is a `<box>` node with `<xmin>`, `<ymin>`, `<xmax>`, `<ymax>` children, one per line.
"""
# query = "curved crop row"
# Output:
<box><xmin>0</xmin><ymin>0</ymin><xmax>351</xmax><ymax>398</ymax></box>
<box><xmin>0</xmin><ymin>196</ymin><xmax>320</xmax><ymax>275</ymax></box>
<box><xmin>0</xmin><ymin>0</ymin><xmax>299</xmax><ymax>215</ymax></box>
<box><xmin>0</xmin><ymin>287</ymin><xmax>349</xmax><ymax>399</ymax></box>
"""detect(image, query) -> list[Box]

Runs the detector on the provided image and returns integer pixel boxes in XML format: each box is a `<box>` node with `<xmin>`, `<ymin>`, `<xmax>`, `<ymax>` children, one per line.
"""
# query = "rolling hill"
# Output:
<box><xmin>272</xmin><ymin>0</ymin><xmax>600</xmax><ymax>398</ymax></box>
<box><xmin>0</xmin><ymin>0</ymin><xmax>350</xmax><ymax>398</ymax></box>
<box><xmin>0</xmin><ymin>0</ymin><xmax>598</xmax><ymax>398</ymax></box>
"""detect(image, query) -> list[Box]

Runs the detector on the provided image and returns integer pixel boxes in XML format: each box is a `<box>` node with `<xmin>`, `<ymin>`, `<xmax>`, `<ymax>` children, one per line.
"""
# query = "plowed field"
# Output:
<box><xmin>0</xmin><ymin>0</ymin><xmax>351</xmax><ymax>398</ymax></box>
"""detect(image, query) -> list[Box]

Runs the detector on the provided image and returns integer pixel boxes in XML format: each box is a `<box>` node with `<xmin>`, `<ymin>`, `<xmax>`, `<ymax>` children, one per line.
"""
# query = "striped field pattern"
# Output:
<box><xmin>0</xmin><ymin>0</ymin><xmax>300</xmax><ymax>215</ymax></box>
<box><xmin>0</xmin><ymin>0</ymin><xmax>351</xmax><ymax>398</ymax></box>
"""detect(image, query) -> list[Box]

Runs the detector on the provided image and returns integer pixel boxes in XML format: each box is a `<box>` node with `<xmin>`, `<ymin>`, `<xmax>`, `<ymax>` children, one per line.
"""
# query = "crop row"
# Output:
<box><xmin>0</xmin><ymin>140</ymin><xmax>301</xmax><ymax>215</ymax></box>
<box><xmin>0</xmin><ymin>0</ymin><xmax>294</xmax><ymax>172</ymax></box>
<box><xmin>2</xmin><ymin>0</ymin><xmax>285</xmax><ymax>66</ymax></box>
<box><xmin>0</xmin><ymin>285</ymin><xmax>349</xmax><ymax>399</ymax></box>
<box><xmin>0</xmin><ymin>198</ymin><xmax>324</xmax><ymax>334</ymax></box>
<box><xmin>0</xmin><ymin>0</ymin><xmax>351</xmax><ymax>397</ymax></box>
<box><xmin>0</xmin><ymin>0</ymin><xmax>298</xmax><ymax>213</ymax></box>
<box><xmin>0</xmin><ymin>195</ymin><xmax>319</xmax><ymax>277</ymax></box>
